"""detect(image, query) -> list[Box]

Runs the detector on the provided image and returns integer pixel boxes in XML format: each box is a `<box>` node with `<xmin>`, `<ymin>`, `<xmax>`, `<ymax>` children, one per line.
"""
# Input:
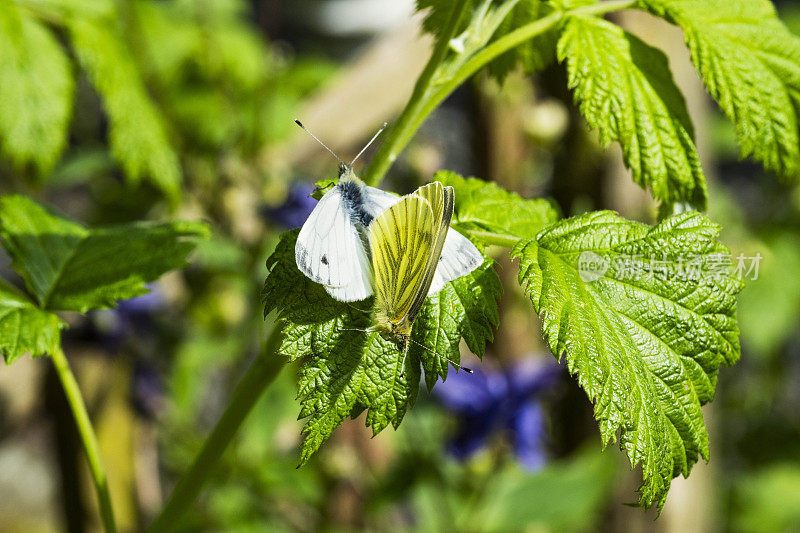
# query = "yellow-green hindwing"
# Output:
<box><xmin>370</xmin><ymin>182</ymin><xmax>455</xmax><ymax>338</ymax></box>
<box><xmin>404</xmin><ymin>182</ymin><xmax>454</xmax><ymax>324</ymax></box>
<box><xmin>370</xmin><ymin>195</ymin><xmax>434</xmax><ymax>329</ymax></box>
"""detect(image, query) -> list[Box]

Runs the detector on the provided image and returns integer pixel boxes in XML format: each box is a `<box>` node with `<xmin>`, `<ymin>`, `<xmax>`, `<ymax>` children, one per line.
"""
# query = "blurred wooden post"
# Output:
<box><xmin>275</xmin><ymin>13</ymin><xmax>433</xmax><ymax>170</ymax></box>
<box><xmin>477</xmin><ymin>72</ymin><xmax>545</xmax><ymax>361</ymax></box>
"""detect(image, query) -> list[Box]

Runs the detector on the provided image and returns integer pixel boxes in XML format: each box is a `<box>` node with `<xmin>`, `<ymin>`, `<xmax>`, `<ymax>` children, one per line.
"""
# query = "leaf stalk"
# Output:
<box><xmin>51</xmin><ymin>347</ymin><xmax>118</xmax><ymax>533</ymax></box>
<box><xmin>463</xmin><ymin>229</ymin><xmax>522</xmax><ymax>248</ymax></box>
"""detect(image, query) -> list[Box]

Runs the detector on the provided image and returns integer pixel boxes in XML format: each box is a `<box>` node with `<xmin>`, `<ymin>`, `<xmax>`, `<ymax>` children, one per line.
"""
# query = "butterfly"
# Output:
<box><xmin>294</xmin><ymin>120</ymin><xmax>482</xmax><ymax>303</ymax></box>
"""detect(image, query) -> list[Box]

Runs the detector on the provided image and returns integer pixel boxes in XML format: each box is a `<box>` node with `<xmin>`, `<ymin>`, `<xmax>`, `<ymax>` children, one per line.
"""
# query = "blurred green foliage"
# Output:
<box><xmin>731</xmin><ymin>463</ymin><xmax>800</xmax><ymax>532</ymax></box>
<box><xmin>0</xmin><ymin>0</ymin><xmax>334</xmax><ymax>205</ymax></box>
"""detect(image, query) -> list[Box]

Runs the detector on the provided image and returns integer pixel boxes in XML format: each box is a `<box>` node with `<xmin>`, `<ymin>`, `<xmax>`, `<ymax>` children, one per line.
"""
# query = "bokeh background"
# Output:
<box><xmin>1</xmin><ymin>1</ymin><xmax>799</xmax><ymax>531</ymax></box>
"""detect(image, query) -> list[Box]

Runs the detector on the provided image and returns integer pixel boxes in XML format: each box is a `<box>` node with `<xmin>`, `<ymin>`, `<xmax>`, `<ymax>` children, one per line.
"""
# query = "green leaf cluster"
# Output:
<box><xmin>68</xmin><ymin>16</ymin><xmax>181</xmax><ymax>199</ymax></box>
<box><xmin>0</xmin><ymin>0</ymin><xmax>180</xmax><ymax>194</ymax></box>
<box><xmin>414</xmin><ymin>0</ymin><xmax>800</xmax><ymax>209</ymax></box>
<box><xmin>129</xmin><ymin>0</ymin><xmax>299</xmax><ymax>150</ymax></box>
<box><xmin>511</xmin><ymin>210</ymin><xmax>742</xmax><ymax>508</ymax></box>
<box><xmin>262</xmin><ymin>229</ymin><xmax>500</xmax><ymax>464</ymax></box>
<box><xmin>0</xmin><ymin>195</ymin><xmax>208</xmax><ymax>364</ymax></box>
<box><xmin>0</xmin><ymin>0</ymin><xmax>297</xmax><ymax>196</ymax></box>
<box><xmin>639</xmin><ymin>0</ymin><xmax>800</xmax><ymax>179</ymax></box>
<box><xmin>268</xmin><ymin>169</ymin><xmax>746</xmax><ymax>509</ymax></box>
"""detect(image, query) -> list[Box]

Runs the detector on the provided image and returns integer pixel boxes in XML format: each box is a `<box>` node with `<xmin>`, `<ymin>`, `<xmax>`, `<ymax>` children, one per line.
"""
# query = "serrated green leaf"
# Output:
<box><xmin>557</xmin><ymin>15</ymin><xmax>708</xmax><ymax>208</ymax></box>
<box><xmin>512</xmin><ymin>210</ymin><xmax>742</xmax><ymax>508</ymax></box>
<box><xmin>68</xmin><ymin>16</ymin><xmax>182</xmax><ymax>198</ymax></box>
<box><xmin>416</xmin><ymin>0</ymin><xmax>473</xmax><ymax>41</ymax></box>
<box><xmin>0</xmin><ymin>4</ymin><xmax>73</xmax><ymax>174</ymax></box>
<box><xmin>0</xmin><ymin>195</ymin><xmax>208</xmax><ymax>312</ymax></box>
<box><xmin>410</xmin><ymin>258</ymin><xmax>501</xmax><ymax>391</ymax></box>
<box><xmin>639</xmin><ymin>0</ymin><xmax>800</xmax><ymax>179</ymax></box>
<box><xmin>0</xmin><ymin>279</ymin><xmax>63</xmax><ymax>365</ymax></box>
<box><xmin>262</xmin><ymin>230</ymin><xmax>499</xmax><ymax>463</ymax></box>
<box><xmin>435</xmin><ymin>171</ymin><xmax>559</xmax><ymax>239</ymax></box>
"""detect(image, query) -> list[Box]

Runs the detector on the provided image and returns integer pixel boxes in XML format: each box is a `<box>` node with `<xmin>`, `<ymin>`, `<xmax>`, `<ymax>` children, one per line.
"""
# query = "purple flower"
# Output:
<box><xmin>261</xmin><ymin>183</ymin><xmax>317</xmax><ymax>229</ymax></box>
<box><xmin>434</xmin><ymin>358</ymin><xmax>562</xmax><ymax>470</ymax></box>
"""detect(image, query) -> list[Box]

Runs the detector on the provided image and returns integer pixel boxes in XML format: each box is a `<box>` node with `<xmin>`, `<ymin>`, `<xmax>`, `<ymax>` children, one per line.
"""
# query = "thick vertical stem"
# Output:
<box><xmin>362</xmin><ymin>1</ymin><xmax>469</xmax><ymax>186</ymax></box>
<box><xmin>148</xmin><ymin>329</ymin><xmax>285</xmax><ymax>533</ymax></box>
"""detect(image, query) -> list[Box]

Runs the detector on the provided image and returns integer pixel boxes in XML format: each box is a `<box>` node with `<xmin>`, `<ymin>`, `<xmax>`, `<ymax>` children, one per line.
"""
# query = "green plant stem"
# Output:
<box><xmin>51</xmin><ymin>347</ymin><xmax>117</xmax><ymax>533</ymax></box>
<box><xmin>363</xmin><ymin>1</ymin><xmax>469</xmax><ymax>186</ymax></box>
<box><xmin>148</xmin><ymin>329</ymin><xmax>285</xmax><ymax>533</ymax></box>
<box><xmin>464</xmin><ymin>229</ymin><xmax>521</xmax><ymax>248</ymax></box>
<box><xmin>363</xmin><ymin>0</ymin><xmax>637</xmax><ymax>187</ymax></box>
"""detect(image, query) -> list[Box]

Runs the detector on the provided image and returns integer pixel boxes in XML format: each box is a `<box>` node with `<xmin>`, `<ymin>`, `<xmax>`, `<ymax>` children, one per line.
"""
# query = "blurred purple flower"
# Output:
<box><xmin>260</xmin><ymin>183</ymin><xmax>317</xmax><ymax>229</ymax></box>
<box><xmin>434</xmin><ymin>358</ymin><xmax>561</xmax><ymax>470</ymax></box>
<box><xmin>117</xmin><ymin>288</ymin><xmax>164</xmax><ymax>315</ymax></box>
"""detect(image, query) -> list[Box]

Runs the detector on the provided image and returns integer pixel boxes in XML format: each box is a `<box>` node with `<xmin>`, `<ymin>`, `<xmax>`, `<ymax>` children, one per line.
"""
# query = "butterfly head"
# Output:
<box><xmin>371</xmin><ymin>310</ymin><xmax>412</xmax><ymax>353</ymax></box>
<box><xmin>338</xmin><ymin>163</ymin><xmax>361</xmax><ymax>184</ymax></box>
<box><xmin>370</xmin><ymin>309</ymin><xmax>473</xmax><ymax>377</ymax></box>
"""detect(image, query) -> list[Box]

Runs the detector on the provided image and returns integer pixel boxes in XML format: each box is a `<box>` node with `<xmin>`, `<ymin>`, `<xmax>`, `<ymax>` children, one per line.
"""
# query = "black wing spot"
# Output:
<box><xmin>321</xmin><ymin>255</ymin><xmax>329</xmax><ymax>265</ymax></box>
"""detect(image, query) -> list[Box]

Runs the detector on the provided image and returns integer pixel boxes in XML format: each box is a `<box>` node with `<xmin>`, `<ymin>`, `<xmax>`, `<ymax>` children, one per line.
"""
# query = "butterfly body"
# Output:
<box><xmin>370</xmin><ymin>311</ymin><xmax>413</xmax><ymax>353</ymax></box>
<box><xmin>335</xmin><ymin>165</ymin><xmax>375</xmax><ymax>228</ymax></box>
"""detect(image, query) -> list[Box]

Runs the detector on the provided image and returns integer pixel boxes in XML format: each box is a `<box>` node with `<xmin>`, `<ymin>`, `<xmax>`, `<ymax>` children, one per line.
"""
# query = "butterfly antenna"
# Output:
<box><xmin>350</xmin><ymin>122</ymin><xmax>388</xmax><ymax>166</ymax></box>
<box><xmin>294</xmin><ymin>119</ymin><xmax>345</xmax><ymax>166</ymax></box>
<box><xmin>399</xmin><ymin>337</ymin><xmax>473</xmax><ymax>378</ymax></box>
<box><xmin>399</xmin><ymin>348</ymin><xmax>409</xmax><ymax>375</ymax></box>
<box><xmin>339</xmin><ymin>328</ymin><xmax>369</xmax><ymax>334</ymax></box>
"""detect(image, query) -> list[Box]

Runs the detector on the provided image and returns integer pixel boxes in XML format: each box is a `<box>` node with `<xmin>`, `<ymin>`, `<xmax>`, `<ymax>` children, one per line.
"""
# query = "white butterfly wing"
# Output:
<box><xmin>295</xmin><ymin>186</ymin><xmax>372</xmax><ymax>301</ymax></box>
<box><xmin>361</xmin><ymin>185</ymin><xmax>402</xmax><ymax>220</ymax></box>
<box><xmin>427</xmin><ymin>228</ymin><xmax>483</xmax><ymax>295</ymax></box>
<box><xmin>324</xmin><ymin>246</ymin><xmax>373</xmax><ymax>301</ymax></box>
<box><xmin>296</xmin><ymin>180</ymin><xmax>479</xmax><ymax>301</ymax></box>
